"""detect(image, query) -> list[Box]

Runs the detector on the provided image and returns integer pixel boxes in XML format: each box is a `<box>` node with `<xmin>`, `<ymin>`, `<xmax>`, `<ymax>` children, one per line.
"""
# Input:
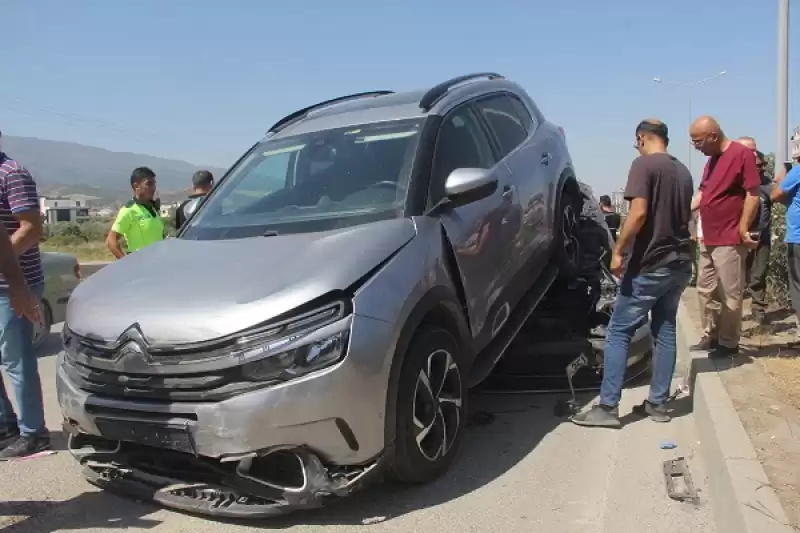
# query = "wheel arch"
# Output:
<box><xmin>382</xmin><ymin>286</ymin><xmax>471</xmax><ymax>457</ymax></box>
<box><xmin>557</xmin><ymin>167</ymin><xmax>581</xmax><ymax>202</ymax></box>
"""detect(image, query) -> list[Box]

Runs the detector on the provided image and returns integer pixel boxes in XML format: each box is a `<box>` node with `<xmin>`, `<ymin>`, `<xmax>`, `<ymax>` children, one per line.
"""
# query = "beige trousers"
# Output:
<box><xmin>696</xmin><ymin>243</ymin><xmax>749</xmax><ymax>348</ymax></box>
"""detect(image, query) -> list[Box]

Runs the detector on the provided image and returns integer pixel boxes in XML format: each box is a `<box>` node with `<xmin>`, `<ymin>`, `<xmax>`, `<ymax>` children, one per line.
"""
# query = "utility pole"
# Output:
<box><xmin>777</xmin><ymin>0</ymin><xmax>790</xmax><ymax>165</ymax></box>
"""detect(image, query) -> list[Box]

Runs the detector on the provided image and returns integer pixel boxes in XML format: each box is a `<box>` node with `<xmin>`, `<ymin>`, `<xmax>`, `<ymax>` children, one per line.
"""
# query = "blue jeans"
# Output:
<box><xmin>0</xmin><ymin>284</ymin><xmax>46</xmax><ymax>436</ymax></box>
<box><xmin>599</xmin><ymin>262</ymin><xmax>692</xmax><ymax>407</ymax></box>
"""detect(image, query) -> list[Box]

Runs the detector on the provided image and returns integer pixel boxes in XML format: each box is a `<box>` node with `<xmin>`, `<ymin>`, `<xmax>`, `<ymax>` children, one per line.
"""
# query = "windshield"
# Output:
<box><xmin>182</xmin><ymin>119</ymin><xmax>424</xmax><ymax>240</ymax></box>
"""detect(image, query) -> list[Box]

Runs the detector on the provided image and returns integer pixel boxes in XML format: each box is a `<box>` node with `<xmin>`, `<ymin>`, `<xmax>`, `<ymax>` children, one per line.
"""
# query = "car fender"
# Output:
<box><xmin>381</xmin><ymin>285</ymin><xmax>471</xmax><ymax>455</ymax></box>
<box><xmin>350</xmin><ymin>218</ymin><xmax>471</xmax><ymax>455</ymax></box>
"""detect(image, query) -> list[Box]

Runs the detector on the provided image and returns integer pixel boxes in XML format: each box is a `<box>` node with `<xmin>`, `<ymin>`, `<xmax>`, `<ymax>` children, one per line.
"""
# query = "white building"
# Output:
<box><xmin>791</xmin><ymin>125</ymin><xmax>800</xmax><ymax>161</ymax></box>
<box><xmin>610</xmin><ymin>190</ymin><xmax>629</xmax><ymax>216</ymax></box>
<box><xmin>39</xmin><ymin>196</ymin><xmax>91</xmax><ymax>224</ymax></box>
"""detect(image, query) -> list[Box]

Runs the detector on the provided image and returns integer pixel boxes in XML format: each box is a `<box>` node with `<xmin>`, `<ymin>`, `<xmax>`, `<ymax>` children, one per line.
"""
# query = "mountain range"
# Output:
<box><xmin>1</xmin><ymin>136</ymin><xmax>228</xmax><ymax>205</ymax></box>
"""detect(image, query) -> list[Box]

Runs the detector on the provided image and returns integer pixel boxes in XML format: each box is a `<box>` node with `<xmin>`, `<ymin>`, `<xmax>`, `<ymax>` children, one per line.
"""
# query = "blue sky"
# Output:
<box><xmin>2</xmin><ymin>0</ymin><xmax>799</xmax><ymax>193</ymax></box>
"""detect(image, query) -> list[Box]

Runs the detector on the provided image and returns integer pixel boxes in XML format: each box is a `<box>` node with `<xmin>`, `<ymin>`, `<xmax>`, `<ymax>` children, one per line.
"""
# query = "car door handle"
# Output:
<box><xmin>540</xmin><ymin>152</ymin><xmax>552</xmax><ymax>165</ymax></box>
<box><xmin>501</xmin><ymin>184</ymin><xmax>515</xmax><ymax>198</ymax></box>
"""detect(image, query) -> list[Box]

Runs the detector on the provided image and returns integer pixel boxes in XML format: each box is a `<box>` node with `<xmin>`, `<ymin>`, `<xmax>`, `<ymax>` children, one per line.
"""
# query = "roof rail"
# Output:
<box><xmin>267</xmin><ymin>90</ymin><xmax>395</xmax><ymax>134</ymax></box>
<box><xmin>419</xmin><ymin>72</ymin><xmax>504</xmax><ymax>111</ymax></box>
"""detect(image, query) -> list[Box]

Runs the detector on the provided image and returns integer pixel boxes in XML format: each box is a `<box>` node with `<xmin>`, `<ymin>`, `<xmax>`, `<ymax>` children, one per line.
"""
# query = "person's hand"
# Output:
<box><xmin>610</xmin><ymin>251</ymin><xmax>624</xmax><ymax>278</ymax></box>
<box><xmin>8</xmin><ymin>284</ymin><xmax>40</xmax><ymax>323</ymax></box>
<box><xmin>740</xmin><ymin>229</ymin><xmax>759</xmax><ymax>250</ymax></box>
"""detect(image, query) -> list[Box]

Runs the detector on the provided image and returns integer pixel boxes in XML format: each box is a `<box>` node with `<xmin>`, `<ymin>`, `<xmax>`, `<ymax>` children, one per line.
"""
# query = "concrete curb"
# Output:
<box><xmin>677</xmin><ymin>300</ymin><xmax>794</xmax><ymax>533</ymax></box>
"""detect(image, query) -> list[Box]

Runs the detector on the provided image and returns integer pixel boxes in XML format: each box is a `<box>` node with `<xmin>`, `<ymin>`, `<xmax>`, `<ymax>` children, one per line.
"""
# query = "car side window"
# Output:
<box><xmin>510</xmin><ymin>97</ymin><xmax>537</xmax><ymax>133</ymax></box>
<box><xmin>430</xmin><ymin>105</ymin><xmax>497</xmax><ymax>201</ymax></box>
<box><xmin>476</xmin><ymin>94</ymin><xmax>529</xmax><ymax>159</ymax></box>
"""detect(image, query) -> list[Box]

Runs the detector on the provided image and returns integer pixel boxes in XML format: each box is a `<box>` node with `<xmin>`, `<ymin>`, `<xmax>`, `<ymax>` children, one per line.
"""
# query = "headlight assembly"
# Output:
<box><xmin>238</xmin><ymin>313</ymin><xmax>351</xmax><ymax>382</ymax></box>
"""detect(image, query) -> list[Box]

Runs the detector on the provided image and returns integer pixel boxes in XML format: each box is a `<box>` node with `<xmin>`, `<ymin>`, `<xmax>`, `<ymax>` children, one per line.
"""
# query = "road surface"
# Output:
<box><xmin>0</xmin><ymin>323</ymin><xmax>716</xmax><ymax>533</ymax></box>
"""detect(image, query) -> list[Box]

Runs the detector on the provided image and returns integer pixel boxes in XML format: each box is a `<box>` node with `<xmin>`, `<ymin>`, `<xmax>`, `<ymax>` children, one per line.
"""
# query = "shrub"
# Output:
<box><xmin>767</xmin><ymin>202</ymin><xmax>789</xmax><ymax>307</ymax></box>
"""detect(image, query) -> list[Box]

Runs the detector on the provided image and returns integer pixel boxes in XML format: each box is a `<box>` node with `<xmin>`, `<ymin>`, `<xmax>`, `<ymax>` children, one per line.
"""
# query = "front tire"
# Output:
<box><xmin>388</xmin><ymin>326</ymin><xmax>467</xmax><ymax>484</ymax></box>
<box><xmin>555</xmin><ymin>189</ymin><xmax>582</xmax><ymax>278</ymax></box>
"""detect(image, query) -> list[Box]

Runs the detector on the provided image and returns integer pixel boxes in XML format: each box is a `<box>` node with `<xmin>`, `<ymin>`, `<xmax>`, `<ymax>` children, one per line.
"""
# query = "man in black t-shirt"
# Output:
<box><xmin>599</xmin><ymin>195</ymin><xmax>621</xmax><ymax>240</ymax></box>
<box><xmin>572</xmin><ymin>119</ymin><xmax>693</xmax><ymax>428</ymax></box>
<box><xmin>175</xmin><ymin>170</ymin><xmax>214</xmax><ymax>230</ymax></box>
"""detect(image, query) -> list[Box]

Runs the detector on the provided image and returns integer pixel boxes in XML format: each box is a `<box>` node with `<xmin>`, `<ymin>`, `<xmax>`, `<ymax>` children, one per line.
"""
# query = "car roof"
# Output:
<box><xmin>265</xmin><ymin>73</ymin><xmax>541</xmax><ymax>140</ymax></box>
<box><xmin>269</xmin><ymin>90</ymin><xmax>428</xmax><ymax>138</ymax></box>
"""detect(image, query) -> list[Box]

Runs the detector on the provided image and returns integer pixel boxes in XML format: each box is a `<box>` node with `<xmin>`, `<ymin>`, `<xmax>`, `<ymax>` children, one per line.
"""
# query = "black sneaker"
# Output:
<box><xmin>632</xmin><ymin>400</ymin><xmax>671</xmax><ymax>423</ymax></box>
<box><xmin>0</xmin><ymin>434</ymin><xmax>51</xmax><ymax>461</ymax></box>
<box><xmin>570</xmin><ymin>404</ymin><xmax>621</xmax><ymax>428</ymax></box>
<box><xmin>709</xmin><ymin>345</ymin><xmax>739</xmax><ymax>359</ymax></box>
<box><xmin>690</xmin><ymin>336</ymin><xmax>718</xmax><ymax>352</ymax></box>
<box><xmin>0</xmin><ymin>428</ymin><xmax>20</xmax><ymax>450</ymax></box>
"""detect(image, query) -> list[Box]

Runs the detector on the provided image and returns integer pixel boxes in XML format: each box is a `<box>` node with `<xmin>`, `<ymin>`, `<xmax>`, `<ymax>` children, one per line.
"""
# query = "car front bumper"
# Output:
<box><xmin>56</xmin><ymin>313</ymin><xmax>394</xmax><ymax>518</ymax></box>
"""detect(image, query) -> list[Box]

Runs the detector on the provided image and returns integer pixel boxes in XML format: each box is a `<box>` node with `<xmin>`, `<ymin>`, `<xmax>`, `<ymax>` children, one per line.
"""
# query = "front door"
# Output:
<box><xmin>432</xmin><ymin>103</ymin><xmax>520</xmax><ymax>346</ymax></box>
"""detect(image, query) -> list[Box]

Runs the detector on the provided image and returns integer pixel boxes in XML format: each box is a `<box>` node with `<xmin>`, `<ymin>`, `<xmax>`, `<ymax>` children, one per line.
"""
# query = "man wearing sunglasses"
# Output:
<box><xmin>689</xmin><ymin>117</ymin><xmax>761</xmax><ymax>358</ymax></box>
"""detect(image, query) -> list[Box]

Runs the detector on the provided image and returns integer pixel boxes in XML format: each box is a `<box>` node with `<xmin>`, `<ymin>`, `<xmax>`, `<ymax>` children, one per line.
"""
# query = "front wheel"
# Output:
<box><xmin>555</xmin><ymin>191</ymin><xmax>582</xmax><ymax>278</ymax></box>
<box><xmin>388</xmin><ymin>326</ymin><xmax>467</xmax><ymax>484</ymax></box>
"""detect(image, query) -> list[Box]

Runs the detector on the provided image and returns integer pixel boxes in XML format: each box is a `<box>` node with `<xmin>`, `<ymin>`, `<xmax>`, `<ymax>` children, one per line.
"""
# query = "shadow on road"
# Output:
<box><xmin>210</xmin><ymin>391</ymin><xmax>584</xmax><ymax>529</ymax></box>
<box><xmin>0</xmin><ymin>491</ymin><xmax>161</xmax><ymax>532</ymax></box>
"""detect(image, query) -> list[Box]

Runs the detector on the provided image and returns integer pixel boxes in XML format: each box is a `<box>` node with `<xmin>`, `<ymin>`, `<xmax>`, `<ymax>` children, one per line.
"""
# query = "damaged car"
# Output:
<box><xmin>57</xmin><ymin>72</ymin><xmax>651</xmax><ymax>518</ymax></box>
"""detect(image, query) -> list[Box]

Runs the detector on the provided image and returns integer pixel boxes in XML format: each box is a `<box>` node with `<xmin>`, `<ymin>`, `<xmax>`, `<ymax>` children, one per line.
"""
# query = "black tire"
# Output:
<box><xmin>388</xmin><ymin>326</ymin><xmax>467</xmax><ymax>484</ymax></box>
<box><xmin>554</xmin><ymin>189</ymin><xmax>582</xmax><ymax>278</ymax></box>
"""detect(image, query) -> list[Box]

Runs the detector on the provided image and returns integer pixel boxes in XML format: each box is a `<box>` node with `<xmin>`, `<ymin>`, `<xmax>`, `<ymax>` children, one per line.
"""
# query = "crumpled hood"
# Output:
<box><xmin>67</xmin><ymin>219</ymin><xmax>416</xmax><ymax>344</ymax></box>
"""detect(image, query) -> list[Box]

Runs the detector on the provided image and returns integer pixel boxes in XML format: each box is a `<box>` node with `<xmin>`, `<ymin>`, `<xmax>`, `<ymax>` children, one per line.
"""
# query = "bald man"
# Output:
<box><xmin>736</xmin><ymin>136</ymin><xmax>757</xmax><ymax>152</ymax></box>
<box><xmin>689</xmin><ymin>116</ymin><xmax>761</xmax><ymax>357</ymax></box>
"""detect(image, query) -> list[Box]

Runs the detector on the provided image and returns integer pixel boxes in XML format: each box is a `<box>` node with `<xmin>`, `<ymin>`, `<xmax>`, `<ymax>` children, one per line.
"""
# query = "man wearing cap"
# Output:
<box><xmin>0</xmin><ymin>134</ymin><xmax>50</xmax><ymax>459</ymax></box>
<box><xmin>571</xmin><ymin>120</ymin><xmax>693</xmax><ymax>427</ymax></box>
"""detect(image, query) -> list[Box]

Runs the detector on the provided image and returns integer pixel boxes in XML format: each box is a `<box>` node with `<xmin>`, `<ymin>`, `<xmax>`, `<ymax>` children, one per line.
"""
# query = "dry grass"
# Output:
<box><xmin>40</xmin><ymin>241</ymin><xmax>114</xmax><ymax>262</ymax></box>
<box><xmin>758</xmin><ymin>357</ymin><xmax>800</xmax><ymax>411</ymax></box>
<box><xmin>738</xmin><ymin>309</ymin><xmax>800</xmax><ymax>412</ymax></box>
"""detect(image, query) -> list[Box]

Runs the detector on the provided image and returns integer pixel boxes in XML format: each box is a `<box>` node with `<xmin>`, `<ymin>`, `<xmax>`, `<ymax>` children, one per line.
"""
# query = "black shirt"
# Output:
<box><xmin>603</xmin><ymin>211</ymin><xmax>621</xmax><ymax>240</ymax></box>
<box><xmin>623</xmin><ymin>153</ymin><xmax>694</xmax><ymax>275</ymax></box>
<box><xmin>175</xmin><ymin>193</ymin><xmax>206</xmax><ymax>230</ymax></box>
<box><xmin>748</xmin><ymin>176</ymin><xmax>773</xmax><ymax>244</ymax></box>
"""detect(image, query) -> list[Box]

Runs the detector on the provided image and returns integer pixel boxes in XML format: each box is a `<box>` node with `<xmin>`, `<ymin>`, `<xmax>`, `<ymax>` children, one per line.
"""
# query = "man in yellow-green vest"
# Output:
<box><xmin>106</xmin><ymin>167</ymin><xmax>165</xmax><ymax>259</ymax></box>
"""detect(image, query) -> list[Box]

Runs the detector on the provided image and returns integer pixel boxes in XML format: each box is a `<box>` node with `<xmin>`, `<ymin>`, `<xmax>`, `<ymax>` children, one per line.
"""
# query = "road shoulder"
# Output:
<box><xmin>680</xmin><ymin>289</ymin><xmax>798</xmax><ymax>532</ymax></box>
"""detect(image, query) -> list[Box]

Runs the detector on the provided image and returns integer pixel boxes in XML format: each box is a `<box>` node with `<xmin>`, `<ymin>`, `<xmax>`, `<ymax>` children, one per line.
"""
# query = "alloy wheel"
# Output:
<box><xmin>412</xmin><ymin>349</ymin><xmax>463</xmax><ymax>462</ymax></box>
<box><xmin>561</xmin><ymin>204</ymin><xmax>580</xmax><ymax>266</ymax></box>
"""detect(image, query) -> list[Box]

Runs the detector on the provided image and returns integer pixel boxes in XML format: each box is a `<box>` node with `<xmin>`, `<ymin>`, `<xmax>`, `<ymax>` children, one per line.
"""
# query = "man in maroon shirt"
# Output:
<box><xmin>690</xmin><ymin>116</ymin><xmax>761</xmax><ymax>357</ymax></box>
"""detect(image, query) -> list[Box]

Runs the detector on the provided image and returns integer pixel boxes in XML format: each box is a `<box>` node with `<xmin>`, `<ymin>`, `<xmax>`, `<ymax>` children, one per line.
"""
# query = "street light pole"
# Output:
<box><xmin>652</xmin><ymin>71</ymin><xmax>727</xmax><ymax>176</ymax></box>
<box><xmin>777</xmin><ymin>0</ymin><xmax>790</xmax><ymax>165</ymax></box>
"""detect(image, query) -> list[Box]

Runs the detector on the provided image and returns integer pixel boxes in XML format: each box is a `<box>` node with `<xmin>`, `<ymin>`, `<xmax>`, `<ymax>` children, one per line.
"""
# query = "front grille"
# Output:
<box><xmin>63</xmin><ymin>355</ymin><xmax>273</xmax><ymax>402</ymax></box>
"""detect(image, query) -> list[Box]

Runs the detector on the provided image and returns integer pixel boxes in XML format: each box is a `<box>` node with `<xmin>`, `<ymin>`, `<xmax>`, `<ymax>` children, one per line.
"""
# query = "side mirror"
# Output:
<box><xmin>444</xmin><ymin>168</ymin><xmax>497</xmax><ymax>205</ymax></box>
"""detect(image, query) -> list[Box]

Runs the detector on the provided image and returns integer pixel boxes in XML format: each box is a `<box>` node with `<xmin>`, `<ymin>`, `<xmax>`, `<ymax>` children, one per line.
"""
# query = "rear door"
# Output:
<box><xmin>432</xmin><ymin>103</ymin><xmax>517</xmax><ymax>347</ymax></box>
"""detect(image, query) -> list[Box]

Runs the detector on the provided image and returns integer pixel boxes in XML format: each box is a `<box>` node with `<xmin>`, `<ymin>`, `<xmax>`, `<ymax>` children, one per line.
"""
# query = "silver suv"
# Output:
<box><xmin>58</xmin><ymin>73</ymin><xmax>596</xmax><ymax>517</ymax></box>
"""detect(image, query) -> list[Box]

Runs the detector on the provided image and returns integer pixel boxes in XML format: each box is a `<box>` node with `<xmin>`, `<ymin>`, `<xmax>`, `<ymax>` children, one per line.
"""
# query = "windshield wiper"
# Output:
<box><xmin>263</xmin><ymin>230</ymin><xmax>279</xmax><ymax>237</ymax></box>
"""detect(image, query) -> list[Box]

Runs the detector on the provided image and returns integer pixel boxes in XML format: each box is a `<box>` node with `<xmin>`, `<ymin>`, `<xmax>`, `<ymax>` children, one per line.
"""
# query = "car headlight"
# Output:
<box><xmin>238</xmin><ymin>309</ymin><xmax>352</xmax><ymax>382</ymax></box>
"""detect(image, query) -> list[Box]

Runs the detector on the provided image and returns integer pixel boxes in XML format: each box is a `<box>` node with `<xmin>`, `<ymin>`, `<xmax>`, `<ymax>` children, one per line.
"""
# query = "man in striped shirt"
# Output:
<box><xmin>0</xmin><ymin>135</ymin><xmax>50</xmax><ymax>459</ymax></box>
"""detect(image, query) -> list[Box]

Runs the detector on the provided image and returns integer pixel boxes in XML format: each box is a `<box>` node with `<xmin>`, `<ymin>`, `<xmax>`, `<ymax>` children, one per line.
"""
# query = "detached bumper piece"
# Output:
<box><xmin>67</xmin><ymin>432</ymin><xmax>380</xmax><ymax>518</ymax></box>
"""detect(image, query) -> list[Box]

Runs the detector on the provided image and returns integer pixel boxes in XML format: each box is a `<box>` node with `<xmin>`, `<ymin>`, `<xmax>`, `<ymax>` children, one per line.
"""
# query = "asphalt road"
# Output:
<box><xmin>0</xmin><ymin>322</ymin><xmax>717</xmax><ymax>533</ymax></box>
